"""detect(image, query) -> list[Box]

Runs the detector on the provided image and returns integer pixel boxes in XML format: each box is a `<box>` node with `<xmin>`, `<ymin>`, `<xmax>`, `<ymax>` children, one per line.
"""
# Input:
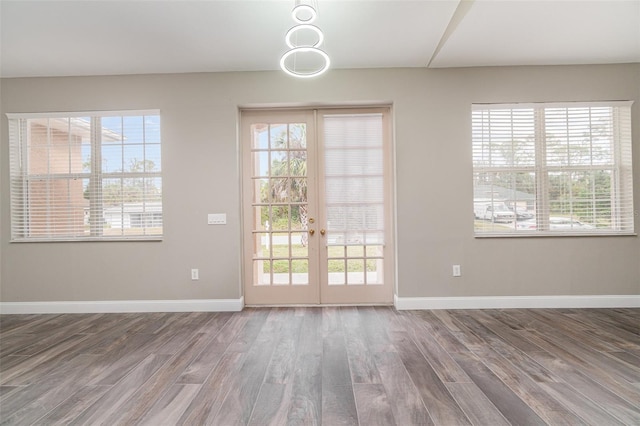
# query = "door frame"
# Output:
<box><xmin>239</xmin><ymin>105</ymin><xmax>396</xmax><ymax>306</ymax></box>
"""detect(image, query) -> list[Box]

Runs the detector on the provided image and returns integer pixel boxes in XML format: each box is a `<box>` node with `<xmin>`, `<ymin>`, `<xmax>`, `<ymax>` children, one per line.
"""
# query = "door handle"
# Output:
<box><xmin>320</xmin><ymin>229</ymin><xmax>325</xmax><ymax>236</ymax></box>
<box><xmin>308</xmin><ymin>229</ymin><xmax>315</xmax><ymax>236</ymax></box>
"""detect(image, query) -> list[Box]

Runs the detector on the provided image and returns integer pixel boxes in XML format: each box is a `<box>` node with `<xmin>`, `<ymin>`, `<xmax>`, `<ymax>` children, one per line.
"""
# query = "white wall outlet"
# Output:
<box><xmin>191</xmin><ymin>269</ymin><xmax>199</xmax><ymax>280</ymax></box>
<box><xmin>208</xmin><ymin>213</ymin><xmax>227</xmax><ymax>225</ymax></box>
<box><xmin>452</xmin><ymin>265</ymin><xmax>461</xmax><ymax>277</ymax></box>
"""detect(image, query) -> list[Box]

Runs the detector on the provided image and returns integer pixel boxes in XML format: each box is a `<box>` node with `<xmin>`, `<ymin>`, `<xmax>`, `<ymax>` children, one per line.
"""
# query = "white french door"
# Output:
<box><xmin>242</xmin><ymin>110</ymin><xmax>319</xmax><ymax>305</ymax></box>
<box><xmin>241</xmin><ymin>108</ymin><xmax>394</xmax><ymax>305</ymax></box>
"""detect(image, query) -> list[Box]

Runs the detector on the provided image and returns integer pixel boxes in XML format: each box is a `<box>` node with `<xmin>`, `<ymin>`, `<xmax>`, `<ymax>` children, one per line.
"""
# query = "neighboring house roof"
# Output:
<box><xmin>474</xmin><ymin>185</ymin><xmax>535</xmax><ymax>201</ymax></box>
<box><xmin>30</xmin><ymin>117</ymin><xmax>122</xmax><ymax>142</ymax></box>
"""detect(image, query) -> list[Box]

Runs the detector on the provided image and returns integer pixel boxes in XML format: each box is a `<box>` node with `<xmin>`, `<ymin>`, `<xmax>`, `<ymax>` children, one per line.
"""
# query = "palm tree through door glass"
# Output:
<box><xmin>250</xmin><ymin>122</ymin><xmax>309</xmax><ymax>286</ymax></box>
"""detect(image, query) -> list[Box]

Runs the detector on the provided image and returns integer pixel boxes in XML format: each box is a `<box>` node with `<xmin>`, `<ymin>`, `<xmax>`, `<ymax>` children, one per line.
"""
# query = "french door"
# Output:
<box><xmin>241</xmin><ymin>108</ymin><xmax>393</xmax><ymax>305</ymax></box>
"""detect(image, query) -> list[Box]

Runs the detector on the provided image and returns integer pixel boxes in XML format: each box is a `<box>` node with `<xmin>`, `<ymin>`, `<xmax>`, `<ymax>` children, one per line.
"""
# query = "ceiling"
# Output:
<box><xmin>1</xmin><ymin>0</ymin><xmax>639</xmax><ymax>78</ymax></box>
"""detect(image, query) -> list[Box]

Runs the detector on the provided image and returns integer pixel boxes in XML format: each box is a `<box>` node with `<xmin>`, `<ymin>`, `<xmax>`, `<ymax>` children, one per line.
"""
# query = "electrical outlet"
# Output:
<box><xmin>191</xmin><ymin>269</ymin><xmax>199</xmax><ymax>280</ymax></box>
<box><xmin>452</xmin><ymin>265</ymin><xmax>461</xmax><ymax>277</ymax></box>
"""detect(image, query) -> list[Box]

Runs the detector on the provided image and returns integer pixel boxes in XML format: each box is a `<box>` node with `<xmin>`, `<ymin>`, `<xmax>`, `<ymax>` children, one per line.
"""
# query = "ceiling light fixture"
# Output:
<box><xmin>291</xmin><ymin>4</ymin><xmax>317</xmax><ymax>24</ymax></box>
<box><xmin>284</xmin><ymin>24</ymin><xmax>324</xmax><ymax>48</ymax></box>
<box><xmin>280</xmin><ymin>1</ymin><xmax>330</xmax><ymax>78</ymax></box>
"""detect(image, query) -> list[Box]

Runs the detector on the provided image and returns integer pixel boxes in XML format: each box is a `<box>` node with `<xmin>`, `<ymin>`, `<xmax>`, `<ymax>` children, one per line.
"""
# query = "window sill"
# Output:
<box><xmin>475</xmin><ymin>232</ymin><xmax>637</xmax><ymax>238</ymax></box>
<box><xmin>10</xmin><ymin>236</ymin><xmax>164</xmax><ymax>243</ymax></box>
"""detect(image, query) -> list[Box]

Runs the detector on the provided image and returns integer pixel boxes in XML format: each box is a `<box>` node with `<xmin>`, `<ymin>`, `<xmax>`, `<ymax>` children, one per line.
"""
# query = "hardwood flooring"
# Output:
<box><xmin>0</xmin><ymin>307</ymin><xmax>638</xmax><ymax>425</ymax></box>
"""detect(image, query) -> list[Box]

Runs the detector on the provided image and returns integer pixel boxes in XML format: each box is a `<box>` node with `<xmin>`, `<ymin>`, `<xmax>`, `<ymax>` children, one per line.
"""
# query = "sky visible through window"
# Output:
<box><xmin>81</xmin><ymin>115</ymin><xmax>161</xmax><ymax>174</ymax></box>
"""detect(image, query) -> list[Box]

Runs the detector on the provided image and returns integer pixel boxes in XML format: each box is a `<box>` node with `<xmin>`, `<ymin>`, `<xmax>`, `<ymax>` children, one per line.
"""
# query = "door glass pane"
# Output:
<box><xmin>289</xmin><ymin>151</ymin><xmax>307</xmax><ymax>176</ymax></box>
<box><xmin>270</xmin><ymin>124</ymin><xmax>288</xmax><ymax>148</ymax></box>
<box><xmin>346</xmin><ymin>245</ymin><xmax>364</xmax><ymax>257</ymax></box>
<box><xmin>272</xmin><ymin>259</ymin><xmax>290</xmax><ymax>285</ymax></box>
<box><xmin>272</xmin><ymin>232</ymin><xmax>290</xmax><ymax>257</ymax></box>
<box><xmin>271</xmin><ymin>205</ymin><xmax>289</xmax><ymax>230</ymax></box>
<box><xmin>270</xmin><ymin>178</ymin><xmax>290</xmax><ymax>203</ymax></box>
<box><xmin>328</xmin><ymin>245</ymin><xmax>345</xmax><ymax>259</ymax></box>
<box><xmin>289</xmin><ymin>124</ymin><xmax>307</xmax><ymax>149</ymax></box>
<box><xmin>254</xmin><ymin>233</ymin><xmax>270</xmax><ymax>258</ymax></box>
<box><xmin>366</xmin><ymin>258</ymin><xmax>383</xmax><ymax>285</ymax></box>
<box><xmin>253</xmin><ymin>179</ymin><xmax>269</xmax><ymax>203</ymax></box>
<box><xmin>291</xmin><ymin>260</ymin><xmax>309</xmax><ymax>285</ymax></box>
<box><xmin>290</xmin><ymin>178</ymin><xmax>307</xmax><ymax>203</ymax></box>
<box><xmin>366</xmin><ymin>245</ymin><xmax>383</xmax><ymax>257</ymax></box>
<box><xmin>347</xmin><ymin>259</ymin><xmax>365</xmax><ymax>285</ymax></box>
<box><xmin>252</xmin><ymin>124</ymin><xmax>269</xmax><ymax>149</ymax></box>
<box><xmin>271</xmin><ymin>151</ymin><xmax>288</xmax><ymax>175</ymax></box>
<box><xmin>253</xmin><ymin>207</ymin><xmax>269</xmax><ymax>231</ymax></box>
<box><xmin>252</xmin><ymin>152</ymin><xmax>270</xmax><ymax>177</ymax></box>
<box><xmin>291</xmin><ymin>205</ymin><xmax>306</xmax><ymax>230</ymax></box>
<box><xmin>254</xmin><ymin>260</ymin><xmax>271</xmax><ymax>286</ymax></box>
<box><xmin>328</xmin><ymin>259</ymin><xmax>346</xmax><ymax>285</ymax></box>
<box><xmin>291</xmin><ymin>232</ymin><xmax>308</xmax><ymax>257</ymax></box>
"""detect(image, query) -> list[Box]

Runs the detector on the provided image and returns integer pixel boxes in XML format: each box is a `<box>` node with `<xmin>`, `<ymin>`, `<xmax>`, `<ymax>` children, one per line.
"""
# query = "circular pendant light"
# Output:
<box><xmin>292</xmin><ymin>4</ymin><xmax>317</xmax><ymax>23</ymax></box>
<box><xmin>280</xmin><ymin>2</ymin><xmax>330</xmax><ymax>78</ymax></box>
<box><xmin>280</xmin><ymin>47</ymin><xmax>331</xmax><ymax>78</ymax></box>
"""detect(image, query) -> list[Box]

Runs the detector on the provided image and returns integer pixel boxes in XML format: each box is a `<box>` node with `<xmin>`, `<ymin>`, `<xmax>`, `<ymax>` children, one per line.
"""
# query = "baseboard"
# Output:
<box><xmin>394</xmin><ymin>294</ymin><xmax>640</xmax><ymax>310</ymax></box>
<box><xmin>3</xmin><ymin>295</ymin><xmax>636</xmax><ymax>313</ymax></box>
<box><xmin>0</xmin><ymin>297</ymin><xmax>245</xmax><ymax>314</ymax></box>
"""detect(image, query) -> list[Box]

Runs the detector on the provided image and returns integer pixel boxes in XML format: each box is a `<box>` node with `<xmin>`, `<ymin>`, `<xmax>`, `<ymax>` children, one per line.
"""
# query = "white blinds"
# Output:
<box><xmin>323</xmin><ymin>113</ymin><xmax>385</xmax><ymax>245</ymax></box>
<box><xmin>472</xmin><ymin>102</ymin><xmax>634</xmax><ymax>235</ymax></box>
<box><xmin>7</xmin><ymin>111</ymin><xmax>162</xmax><ymax>241</ymax></box>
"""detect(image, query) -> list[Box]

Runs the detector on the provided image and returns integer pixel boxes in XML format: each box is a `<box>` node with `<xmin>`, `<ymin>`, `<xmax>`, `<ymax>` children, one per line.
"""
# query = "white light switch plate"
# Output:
<box><xmin>208</xmin><ymin>213</ymin><xmax>227</xmax><ymax>225</ymax></box>
<box><xmin>452</xmin><ymin>265</ymin><xmax>461</xmax><ymax>277</ymax></box>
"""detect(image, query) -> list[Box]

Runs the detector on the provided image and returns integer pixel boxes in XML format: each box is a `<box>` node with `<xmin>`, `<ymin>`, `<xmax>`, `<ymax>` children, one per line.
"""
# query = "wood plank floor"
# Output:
<box><xmin>0</xmin><ymin>307</ymin><xmax>639</xmax><ymax>425</ymax></box>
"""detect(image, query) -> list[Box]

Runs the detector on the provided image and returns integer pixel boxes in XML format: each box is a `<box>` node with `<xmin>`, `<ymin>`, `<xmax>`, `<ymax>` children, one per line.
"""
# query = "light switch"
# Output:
<box><xmin>452</xmin><ymin>265</ymin><xmax>461</xmax><ymax>277</ymax></box>
<box><xmin>208</xmin><ymin>213</ymin><xmax>227</xmax><ymax>225</ymax></box>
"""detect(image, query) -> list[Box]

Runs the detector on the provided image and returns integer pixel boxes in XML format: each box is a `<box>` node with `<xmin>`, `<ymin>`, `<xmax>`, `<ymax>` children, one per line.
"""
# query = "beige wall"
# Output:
<box><xmin>1</xmin><ymin>65</ymin><xmax>639</xmax><ymax>302</ymax></box>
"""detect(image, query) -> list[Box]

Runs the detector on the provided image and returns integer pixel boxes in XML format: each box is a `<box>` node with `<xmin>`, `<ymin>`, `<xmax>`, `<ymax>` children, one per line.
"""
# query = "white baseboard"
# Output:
<box><xmin>394</xmin><ymin>294</ymin><xmax>640</xmax><ymax>310</ymax></box>
<box><xmin>2</xmin><ymin>295</ymin><xmax>637</xmax><ymax>313</ymax></box>
<box><xmin>0</xmin><ymin>297</ymin><xmax>245</xmax><ymax>314</ymax></box>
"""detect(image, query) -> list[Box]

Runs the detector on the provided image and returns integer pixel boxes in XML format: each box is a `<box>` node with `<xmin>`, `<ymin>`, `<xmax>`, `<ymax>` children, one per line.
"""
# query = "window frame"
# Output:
<box><xmin>472</xmin><ymin>101</ymin><xmax>635</xmax><ymax>238</ymax></box>
<box><xmin>7</xmin><ymin>110</ymin><xmax>163</xmax><ymax>242</ymax></box>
